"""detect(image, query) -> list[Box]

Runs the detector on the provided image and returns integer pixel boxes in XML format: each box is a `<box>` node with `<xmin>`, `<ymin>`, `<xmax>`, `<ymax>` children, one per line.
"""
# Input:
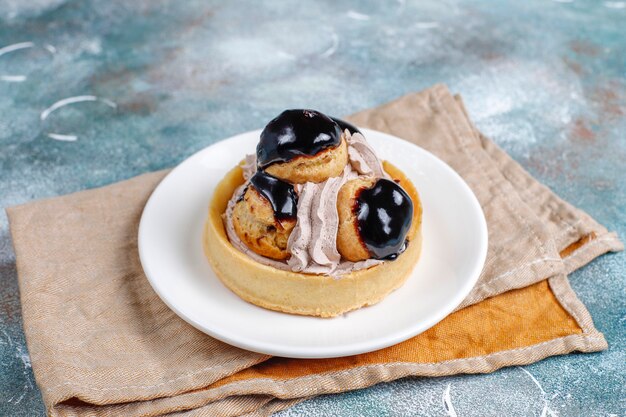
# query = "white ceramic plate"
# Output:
<box><xmin>139</xmin><ymin>128</ymin><xmax>487</xmax><ymax>359</ymax></box>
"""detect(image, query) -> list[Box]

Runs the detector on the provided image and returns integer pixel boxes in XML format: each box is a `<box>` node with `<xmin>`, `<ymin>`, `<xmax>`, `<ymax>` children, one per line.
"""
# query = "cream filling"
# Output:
<box><xmin>223</xmin><ymin>129</ymin><xmax>385</xmax><ymax>277</ymax></box>
<box><xmin>346</xmin><ymin>130</ymin><xmax>387</xmax><ymax>178</ymax></box>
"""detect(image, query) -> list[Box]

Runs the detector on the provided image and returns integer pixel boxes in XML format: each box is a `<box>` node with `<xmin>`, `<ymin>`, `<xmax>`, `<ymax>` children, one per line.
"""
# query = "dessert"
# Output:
<box><xmin>337</xmin><ymin>177</ymin><xmax>413</xmax><ymax>262</ymax></box>
<box><xmin>258</xmin><ymin>109</ymin><xmax>348</xmax><ymax>183</ymax></box>
<box><xmin>204</xmin><ymin>109</ymin><xmax>422</xmax><ymax>317</ymax></box>
<box><xmin>231</xmin><ymin>172</ymin><xmax>297</xmax><ymax>260</ymax></box>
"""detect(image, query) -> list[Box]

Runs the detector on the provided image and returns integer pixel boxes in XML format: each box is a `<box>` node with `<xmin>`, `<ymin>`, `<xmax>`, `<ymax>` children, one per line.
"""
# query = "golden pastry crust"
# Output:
<box><xmin>205</xmin><ymin>161</ymin><xmax>423</xmax><ymax>317</ymax></box>
<box><xmin>232</xmin><ymin>186</ymin><xmax>295</xmax><ymax>260</ymax></box>
<box><xmin>336</xmin><ymin>177</ymin><xmax>377</xmax><ymax>261</ymax></box>
<box><xmin>264</xmin><ymin>136</ymin><xmax>348</xmax><ymax>184</ymax></box>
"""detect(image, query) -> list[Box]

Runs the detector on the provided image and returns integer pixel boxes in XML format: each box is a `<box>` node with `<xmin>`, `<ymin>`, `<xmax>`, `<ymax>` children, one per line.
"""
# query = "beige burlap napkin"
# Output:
<box><xmin>8</xmin><ymin>85</ymin><xmax>622</xmax><ymax>416</ymax></box>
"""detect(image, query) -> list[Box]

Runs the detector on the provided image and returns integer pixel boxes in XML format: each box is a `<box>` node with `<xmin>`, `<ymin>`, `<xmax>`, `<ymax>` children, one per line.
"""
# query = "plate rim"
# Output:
<box><xmin>138</xmin><ymin>128</ymin><xmax>488</xmax><ymax>358</ymax></box>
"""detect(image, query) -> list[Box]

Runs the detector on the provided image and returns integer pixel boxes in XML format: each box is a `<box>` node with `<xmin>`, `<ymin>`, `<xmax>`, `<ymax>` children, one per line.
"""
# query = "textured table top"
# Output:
<box><xmin>1</xmin><ymin>1</ymin><xmax>624</xmax><ymax>415</ymax></box>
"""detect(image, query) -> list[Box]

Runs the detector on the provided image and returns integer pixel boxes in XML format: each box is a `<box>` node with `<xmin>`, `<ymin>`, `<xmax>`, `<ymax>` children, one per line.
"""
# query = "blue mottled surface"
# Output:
<box><xmin>1</xmin><ymin>0</ymin><xmax>624</xmax><ymax>415</ymax></box>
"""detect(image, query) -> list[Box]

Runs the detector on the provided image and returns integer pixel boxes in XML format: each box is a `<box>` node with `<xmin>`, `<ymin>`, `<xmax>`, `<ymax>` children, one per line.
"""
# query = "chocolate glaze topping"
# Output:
<box><xmin>256</xmin><ymin>109</ymin><xmax>342</xmax><ymax>169</ymax></box>
<box><xmin>354</xmin><ymin>178</ymin><xmax>413</xmax><ymax>260</ymax></box>
<box><xmin>331</xmin><ymin>117</ymin><xmax>361</xmax><ymax>135</ymax></box>
<box><xmin>249</xmin><ymin>171</ymin><xmax>298</xmax><ymax>221</ymax></box>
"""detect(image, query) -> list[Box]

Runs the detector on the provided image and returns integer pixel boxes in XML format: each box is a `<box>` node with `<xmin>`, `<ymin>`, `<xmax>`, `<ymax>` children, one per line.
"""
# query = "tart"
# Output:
<box><xmin>203</xmin><ymin>109</ymin><xmax>422</xmax><ymax>317</ymax></box>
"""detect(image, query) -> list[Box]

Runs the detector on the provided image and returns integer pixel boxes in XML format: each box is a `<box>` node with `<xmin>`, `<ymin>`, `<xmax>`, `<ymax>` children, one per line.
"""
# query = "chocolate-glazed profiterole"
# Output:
<box><xmin>256</xmin><ymin>109</ymin><xmax>349</xmax><ymax>184</ymax></box>
<box><xmin>249</xmin><ymin>171</ymin><xmax>297</xmax><ymax>220</ymax></box>
<box><xmin>231</xmin><ymin>172</ymin><xmax>298</xmax><ymax>261</ymax></box>
<box><xmin>337</xmin><ymin>177</ymin><xmax>413</xmax><ymax>262</ymax></box>
<box><xmin>356</xmin><ymin>178</ymin><xmax>413</xmax><ymax>259</ymax></box>
<box><xmin>257</xmin><ymin>109</ymin><xmax>342</xmax><ymax>168</ymax></box>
